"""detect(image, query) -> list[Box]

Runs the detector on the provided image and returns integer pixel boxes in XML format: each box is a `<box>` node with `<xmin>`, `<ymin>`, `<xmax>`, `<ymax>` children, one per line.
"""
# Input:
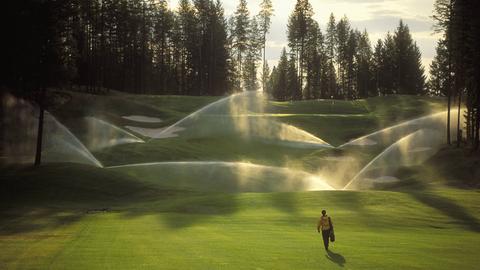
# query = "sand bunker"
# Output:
<box><xmin>122</xmin><ymin>115</ymin><xmax>163</xmax><ymax>123</ymax></box>
<box><xmin>125</xmin><ymin>126</ymin><xmax>185</xmax><ymax>139</ymax></box>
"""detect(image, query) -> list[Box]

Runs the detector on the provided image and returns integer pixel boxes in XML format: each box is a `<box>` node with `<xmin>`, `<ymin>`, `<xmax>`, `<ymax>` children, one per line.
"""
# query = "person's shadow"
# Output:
<box><xmin>326</xmin><ymin>250</ymin><xmax>346</xmax><ymax>267</ymax></box>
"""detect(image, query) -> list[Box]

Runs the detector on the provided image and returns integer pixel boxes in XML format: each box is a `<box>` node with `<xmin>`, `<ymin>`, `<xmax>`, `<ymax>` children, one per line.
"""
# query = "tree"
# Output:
<box><xmin>325</xmin><ymin>13</ymin><xmax>337</xmax><ymax>98</ymax></box>
<box><xmin>428</xmin><ymin>39</ymin><xmax>450</xmax><ymax>96</ymax></box>
<box><xmin>262</xmin><ymin>62</ymin><xmax>271</xmax><ymax>94</ymax></box>
<box><xmin>177</xmin><ymin>0</ymin><xmax>197</xmax><ymax>95</ymax></box>
<box><xmin>287</xmin><ymin>0</ymin><xmax>314</xmax><ymax>97</ymax></box>
<box><xmin>271</xmin><ymin>48</ymin><xmax>288</xmax><ymax>100</ymax></box>
<box><xmin>372</xmin><ymin>39</ymin><xmax>383</xmax><ymax>96</ymax></box>
<box><xmin>257</xmin><ymin>0</ymin><xmax>274</xmax><ymax>92</ymax></box>
<box><xmin>287</xmin><ymin>53</ymin><xmax>302</xmax><ymax>100</ymax></box>
<box><xmin>381</xmin><ymin>32</ymin><xmax>396</xmax><ymax>95</ymax></box>
<box><xmin>243</xmin><ymin>17</ymin><xmax>262</xmax><ymax>91</ymax></box>
<box><xmin>393</xmin><ymin>20</ymin><xmax>425</xmax><ymax>95</ymax></box>
<box><xmin>345</xmin><ymin>29</ymin><xmax>358</xmax><ymax>99</ymax></box>
<box><xmin>303</xmin><ymin>20</ymin><xmax>322</xmax><ymax>99</ymax></box>
<box><xmin>356</xmin><ymin>30</ymin><xmax>373</xmax><ymax>98</ymax></box>
<box><xmin>232</xmin><ymin>0</ymin><xmax>250</xmax><ymax>90</ymax></box>
<box><xmin>336</xmin><ymin>16</ymin><xmax>351</xmax><ymax>98</ymax></box>
<box><xmin>432</xmin><ymin>0</ymin><xmax>454</xmax><ymax>145</ymax></box>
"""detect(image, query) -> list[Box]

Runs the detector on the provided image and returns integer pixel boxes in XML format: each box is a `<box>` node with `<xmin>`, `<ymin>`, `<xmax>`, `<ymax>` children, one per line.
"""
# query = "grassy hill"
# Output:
<box><xmin>1</xmin><ymin>92</ymin><xmax>479</xmax><ymax>269</ymax></box>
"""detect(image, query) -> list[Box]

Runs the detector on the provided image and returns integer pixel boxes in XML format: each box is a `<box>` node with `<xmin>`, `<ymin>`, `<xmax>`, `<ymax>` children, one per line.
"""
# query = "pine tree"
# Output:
<box><xmin>262</xmin><ymin>62</ymin><xmax>271</xmax><ymax>93</ymax></box>
<box><xmin>325</xmin><ymin>13</ymin><xmax>337</xmax><ymax>98</ymax></box>
<box><xmin>336</xmin><ymin>16</ymin><xmax>350</xmax><ymax>98</ymax></box>
<box><xmin>287</xmin><ymin>53</ymin><xmax>302</xmax><ymax>100</ymax></box>
<box><xmin>154</xmin><ymin>0</ymin><xmax>174</xmax><ymax>93</ymax></box>
<box><xmin>428</xmin><ymin>39</ymin><xmax>449</xmax><ymax>96</ymax></box>
<box><xmin>432</xmin><ymin>0</ymin><xmax>454</xmax><ymax>145</ymax></box>
<box><xmin>393</xmin><ymin>20</ymin><xmax>425</xmax><ymax>95</ymax></box>
<box><xmin>372</xmin><ymin>39</ymin><xmax>383</xmax><ymax>96</ymax></box>
<box><xmin>345</xmin><ymin>29</ymin><xmax>358</xmax><ymax>99</ymax></box>
<box><xmin>266</xmin><ymin>66</ymin><xmax>276</xmax><ymax>96</ymax></box>
<box><xmin>303</xmin><ymin>20</ymin><xmax>321</xmax><ymax>99</ymax></box>
<box><xmin>232</xmin><ymin>0</ymin><xmax>250</xmax><ymax>90</ymax></box>
<box><xmin>177</xmin><ymin>0</ymin><xmax>197</xmax><ymax>95</ymax></box>
<box><xmin>382</xmin><ymin>32</ymin><xmax>396</xmax><ymax>95</ymax></box>
<box><xmin>356</xmin><ymin>30</ymin><xmax>373</xmax><ymax>98</ymax></box>
<box><xmin>287</xmin><ymin>0</ymin><xmax>314</xmax><ymax>98</ymax></box>
<box><xmin>272</xmin><ymin>48</ymin><xmax>288</xmax><ymax>100</ymax></box>
<box><xmin>210</xmin><ymin>0</ymin><xmax>231</xmax><ymax>95</ymax></box>
<box><xmin>243</xmin><ymin>17</ymin><xmax>262</xmax><ymax>91</ymax></box>
<box><xmin>257</xmin><ymin>0</ymin><xmax>274</xmax><ymax>92</ymax></box>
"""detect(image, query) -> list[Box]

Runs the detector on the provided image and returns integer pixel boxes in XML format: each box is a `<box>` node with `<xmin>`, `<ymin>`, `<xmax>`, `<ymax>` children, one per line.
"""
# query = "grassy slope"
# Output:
<box><xmin>0</xmin><ymin>164</ymin><xmax>479</xmax><ymax>269</ymax></box>
<box><xmin>91</xmin><ymin>95</ymin><xmax>445</xmax><ymax>168</ymax></box>
<box><xmin>266</xmin><ymin>95</ymin><xmax>446</xmax><ymax>146</ymax></box>
<box><xmin>54</xmin><ymin>92</ymin><xmax>221</xmax><ymax>137</ymax></box>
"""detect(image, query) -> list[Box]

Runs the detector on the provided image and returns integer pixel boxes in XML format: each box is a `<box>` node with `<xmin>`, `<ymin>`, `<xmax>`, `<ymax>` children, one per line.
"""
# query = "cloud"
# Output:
<box><xmin>352</xmin><ymin>16</ymin><xmax>433</xmax><ymax>33</ymax></box>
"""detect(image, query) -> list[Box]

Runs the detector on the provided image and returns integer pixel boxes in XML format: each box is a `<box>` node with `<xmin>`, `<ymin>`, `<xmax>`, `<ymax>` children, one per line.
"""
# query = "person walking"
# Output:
<box><xmin>317</xmin><ymin>209</ymin><xmax>333</xmax><ymax>251</ymax></box>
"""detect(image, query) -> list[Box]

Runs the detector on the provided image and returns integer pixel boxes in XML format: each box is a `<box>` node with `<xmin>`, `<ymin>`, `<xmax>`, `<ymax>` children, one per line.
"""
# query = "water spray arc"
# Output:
<box><xmin>145</xmin><ymin>91</ymin><xmax>333</xmax><ymax>148</ymax></box>
<box><xmin>107</xmin><ymin>161</ymin><xmax>334</xmax><ymax>192</ymax></box>
<box><xmin>147</xmin><ymin>93</ymin><xmax>243</xmax><ymax>141</ymax></box>
<box><xmin>1</xmin><ymin>93</ymin><xmax>103</xmax><ymax>167</ymax></box>
<box><xmin>339</xmin><ymin>111</ymin><xmax>447</xmax><ymax>148</ymax></box>
<box><xmin>83</xmin><ymin>117</ymin><xmax>144</xmax><ymax>151</ymax></box>
<box><xmin>343</xmin><ymin>128</ymin><xmax>444</xmax><ymax>190</ymax></box>
<box><xmin>42</xmin><ymin>112</ymin><xmax>103</xmax><ymax>167</ymax></box>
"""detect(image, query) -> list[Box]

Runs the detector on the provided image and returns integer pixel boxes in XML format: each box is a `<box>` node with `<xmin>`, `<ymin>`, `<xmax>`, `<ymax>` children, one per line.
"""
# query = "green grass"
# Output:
<box><xmin>2</xmin><ymin>93</ymin><xmax>479</xmax><ymax>269</ymax></box>
<box><xmin>1</xmin><ymin>164</ymin><xmax>479</xmax><ymax>269</ymax></box>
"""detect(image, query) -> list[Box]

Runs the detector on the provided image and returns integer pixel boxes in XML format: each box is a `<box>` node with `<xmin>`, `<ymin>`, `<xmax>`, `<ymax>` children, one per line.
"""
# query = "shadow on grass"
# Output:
<box><xmin>326</xmin><ymin>250</ymin><xmax>346</xmax><ymax>267</ymax></box>
<box><xmin>0</xmin><ymin>163</ymin><xmax>240</xmax><ymax>234</ymax></box>
<box><xmin>408</xmin><ymin>191</ymin><xmax>480</xmax><ymax>232</ymax></box>
<box><xmin>393</xmin><ymin>168</ymin><xmax>480</xmax><ymax>232</ymax></box>
<box><xmin>0</xmin><ymin>162</ymin><xmax>335</xmax><ymax>234</ymax></box>
<box><xmin>268</xmin><ymin>192</ymin><xmax>298</xmax><ymax>214</ymax></box>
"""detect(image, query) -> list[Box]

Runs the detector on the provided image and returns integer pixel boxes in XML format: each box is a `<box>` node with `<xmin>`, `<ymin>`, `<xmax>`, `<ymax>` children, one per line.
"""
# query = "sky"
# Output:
<box><xmin>169</xmin><ymin>0</ymin><xmax>440</xmax><ymax>74</ymax></box>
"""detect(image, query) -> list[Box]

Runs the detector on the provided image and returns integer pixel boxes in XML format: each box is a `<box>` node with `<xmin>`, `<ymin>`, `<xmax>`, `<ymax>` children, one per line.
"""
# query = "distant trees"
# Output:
<box><xmin>267</xmin><ymin>4</ymin><xmax>426</xmax><ymax>101</ymax></box>
<box><xmin>1</xmin><ymin>0</ymin><xmax>433</xmax><ymax>101</ymax></box>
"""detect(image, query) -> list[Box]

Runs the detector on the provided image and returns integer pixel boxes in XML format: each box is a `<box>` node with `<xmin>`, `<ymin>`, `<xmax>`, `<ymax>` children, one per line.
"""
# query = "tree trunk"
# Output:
<box><xmin>447</xmin><ymin>88</ymin><xmax>451</xmax><ymax>145</ymax></box>
<box><xmin>456</xmin><ymin>91</ymin><xmax>462</xmax><ymax>147</ymax></box>
<box><xmin>262</xmin><ymin>31</ymin><xmax>266</xmax><ymax>92</ymax></box>
<box><xmin>34</xmin><ymin>88</ymin><xmax>46</xmax><ymax>166</ymax></box>
<box><xmin>475</xmin><ymin>86</ymin><xmax>480</xmax><ymax>151</ymax></box>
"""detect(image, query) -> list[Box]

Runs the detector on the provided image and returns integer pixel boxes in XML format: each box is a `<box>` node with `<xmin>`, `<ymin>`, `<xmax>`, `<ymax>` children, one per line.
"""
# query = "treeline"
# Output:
<box><xmin>428</xmin><ymin>0</ymin><xmax>479</xmax><ymax>149</ymax></box>
<box><xmin>1</xmin><ymin>0</ymin><xmax>277</xmax><ymax>96</ymax></box>
<box><xmin>0</xmin><ymin>0</ymin><xmax>252</xmax><ymax>96</ymax></box>
<box><xmin>2</xmin><ymin>0</ymin><xmax>427</xmax><ymax>100</ymax></box>
<box><xmin>266</xmin><ymin>5</ymin><xmax>426</xmax><ymax>100</ymax></box>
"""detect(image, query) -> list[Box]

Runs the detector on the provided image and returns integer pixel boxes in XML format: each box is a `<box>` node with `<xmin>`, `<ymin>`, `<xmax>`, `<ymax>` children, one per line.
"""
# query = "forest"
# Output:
<box><xmin>2</xmin><ymin>0</ymin><xmax>424</xmax><ymax>99</ymax></box>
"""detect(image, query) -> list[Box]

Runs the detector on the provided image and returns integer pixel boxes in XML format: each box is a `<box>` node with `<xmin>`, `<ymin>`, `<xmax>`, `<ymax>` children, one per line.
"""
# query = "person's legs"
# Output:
<box><xmin>321</xmin><ymin>229</ymin><xmax>330</xmax><ymax>250</ymax></box>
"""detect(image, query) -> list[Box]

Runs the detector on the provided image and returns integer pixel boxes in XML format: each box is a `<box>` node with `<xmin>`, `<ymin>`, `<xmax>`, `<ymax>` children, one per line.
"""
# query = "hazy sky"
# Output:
<box><xmin>169</xmin><ymin>0</ymin><xmax>440</xmax><ymax>74</ymax></box>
